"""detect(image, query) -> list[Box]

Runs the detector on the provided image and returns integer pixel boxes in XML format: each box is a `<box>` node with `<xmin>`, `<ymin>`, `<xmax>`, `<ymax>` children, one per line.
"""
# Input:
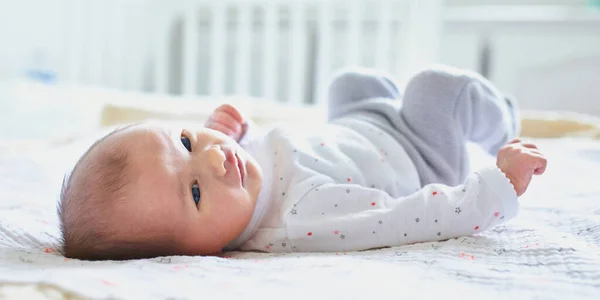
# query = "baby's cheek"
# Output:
<box><xmin>208</xmin><ymin>187</ymin><xmax>248</xmax><ymax>211</ymax></box>
<box><xmin>207</xmin><ymin>191</ymin><xmax>254</xmax><ymax>230</ymax></box>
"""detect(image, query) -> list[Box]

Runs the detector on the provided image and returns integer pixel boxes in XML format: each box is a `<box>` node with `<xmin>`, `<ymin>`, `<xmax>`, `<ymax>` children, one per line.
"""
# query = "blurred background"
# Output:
<box><xmin>0</xmin><ymin>0</ymin><xmax>599</xmax><ymax>136</ymax></box>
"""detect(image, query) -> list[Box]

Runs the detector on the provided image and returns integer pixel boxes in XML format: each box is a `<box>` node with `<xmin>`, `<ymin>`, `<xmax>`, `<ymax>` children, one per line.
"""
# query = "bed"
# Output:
<box><xmin>0</xmin><ymin>81</ymin><xmax>599</xmax><ymax>300</ymax></box>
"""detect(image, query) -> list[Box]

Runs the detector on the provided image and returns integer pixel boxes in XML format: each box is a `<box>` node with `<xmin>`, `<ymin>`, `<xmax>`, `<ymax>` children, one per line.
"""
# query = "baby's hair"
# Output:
<box><xmin>57</xmin><ymin>124</ymin><xmax>177</xmax><ymax>260</ymax></box>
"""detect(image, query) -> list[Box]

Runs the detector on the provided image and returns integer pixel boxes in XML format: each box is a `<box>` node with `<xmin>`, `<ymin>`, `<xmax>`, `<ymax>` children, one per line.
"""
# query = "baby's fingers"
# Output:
<box><xmin>216</xmin><ymin>104</ymin><xmax>245</xmax><ymax>124</ymax></box>
<box><xmin>208</xmin><ymin>112</ymin><xmax>242</xmax><ymax>133</ymax></box>
<box><xmin>207</xmin><ymin>122</ymin><xmax>236</xmax><ymax>137</ymax></box>
<box><xmin>522</xmin><ymin>143</ymin><xmax>538</xmax><ymax>150</ymax></box>
<box><xmin>532</xmin><ymin>155</ymin><xmax>547</xmax><ymax>175</ymax></box>
<box><xmin>509</xmin><ymin>138</ymin><xmax>521</xmax><ymax>144</ymax></box>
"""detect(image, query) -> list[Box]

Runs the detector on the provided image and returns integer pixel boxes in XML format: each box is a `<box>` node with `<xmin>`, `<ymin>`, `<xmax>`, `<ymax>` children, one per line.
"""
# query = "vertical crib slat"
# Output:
<box><xmin>82</xmin><ymin>0</ymin><xmax>96</xmax><ymax>85</ymax></box>
<box><xmin>375</xmin><ymin>0</ymin><xmax>392</xmax><ymax>71</ymax></box>
<box><xmin>121</xmin><ymin>1</ymin><xmax>134</xmax><ymax>90</ymax></box>
<box><xmin>102</xmin><ymin>0</ymin><xmax>115</xmax><ymax>88</ymax></box>
<box><xmin>103</xmin><ymin>0</ymin><xmax>118</xmax><ymax>88</ymax></box>
<box><xmin>400</xmin><ymin>0</ymin><xmax>421</xmax><ymax>81</ymax></box>
<box><xmin>235</xmin><ymin>3</ymin><xmax>253</xmax><ymax>96</ymax></box>
<box><xmin>127</xmin><ymin>1</ymin><xmax>144</xmax><ymax>91</ymax></box>
<box><xmin>111</xmin><ymin>0</ymin><xmax>127</xmax><ymax>89</ymax></box>
<box><xmin>182</xmin><ymin>0</ymin><xmax>199</xmax><ymax>95</ymax></box>
<box><xmin>64</xmin><ymin>0</ymin><xmax>82</xmax><ymax>84</ymax></box>
<box><xmin>75</xmin><ymin>0</ymin><xmax>90</xmax><ymax>84</ymax></box>
<box><xmin>210</xmin><ymin>2</ymin><xmax>227</xmax><ymax>96</ymax></box>
<box><xmin>288</xmin><ymin>1</ymin><xmax>307</xmax><ymax>104</ymax></box>
<box><xmin>262</xmin><ymin>3</ymin><xmax>279</xmax><ymax>101</ymax></box>
<box><xmin>87</xmin><ymin>0</ymin><xmax>104</xmax><ymax>86</ymax></box>
<box><xmin>398</xmin><ymin>0</ymin><xmax>442</xmax><ymax>83</ymax></box>
<box><xmin>153</xmin><ymin>1</ymin><xmax>170</xmax><ymax>94</ymax></box>
<box><xmin>346</xmin><ymin>0</ymin><xmax>362</xmax><ymax>66</ymax></box>
<box><xmin>140</xmin><ymin>2</ymin><xmax>155</xmax><ymax>92</ymax></box>
<box><xmin>313</xmin><ymin>0</ymin><xmax>333</xmax><ymax>104</ymax></box>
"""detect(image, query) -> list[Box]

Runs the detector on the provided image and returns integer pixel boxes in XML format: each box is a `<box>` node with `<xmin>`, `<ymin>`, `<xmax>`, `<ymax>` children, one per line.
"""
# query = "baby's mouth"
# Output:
<box><xmin>235</xmin><ymin>152</ymin><xmax>246</xmax><ymax>186</ymax></box>
<box><xmin>223</xmin><ymin>146</ymin><xmax>244</xmax><ymax>186</ymax></box>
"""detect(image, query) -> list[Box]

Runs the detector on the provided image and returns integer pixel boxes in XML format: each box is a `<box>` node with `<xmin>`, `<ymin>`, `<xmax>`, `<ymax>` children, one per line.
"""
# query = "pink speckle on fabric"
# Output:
<box><xmin>100</xmin><ymin>279</ymin><xmax>117</xmax><ymax>286</ymax></box>
<box><xmin>173</xmin><ymin>264</ymin><xmax>189</xmax><ymax>271</ymax></box>
<box><xmin>459</xmin><ymin>252</ymin><xmax>475</xmax><ymax>260</ymax></box>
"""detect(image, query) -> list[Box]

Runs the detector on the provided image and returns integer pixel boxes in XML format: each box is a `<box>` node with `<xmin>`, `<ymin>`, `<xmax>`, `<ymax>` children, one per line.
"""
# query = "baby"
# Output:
<box><xmin>58</xmin><ymin>65</ymin><xmax>547</xmax><ymax>260</ymax></box>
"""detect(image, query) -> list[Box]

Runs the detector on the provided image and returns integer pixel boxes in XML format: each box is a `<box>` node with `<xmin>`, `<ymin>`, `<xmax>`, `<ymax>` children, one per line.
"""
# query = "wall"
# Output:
<box><xmin>0</xmin><ymin>0</ymin><xmax>67</xmax><ymax>81</ymax></box>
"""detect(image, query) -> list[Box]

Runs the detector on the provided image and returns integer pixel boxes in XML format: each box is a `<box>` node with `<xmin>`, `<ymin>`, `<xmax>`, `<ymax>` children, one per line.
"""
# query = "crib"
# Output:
<box><xmin>57</xmin><ymin>0</ymin><xmax>442</xmax><ymax>104</ymax></box>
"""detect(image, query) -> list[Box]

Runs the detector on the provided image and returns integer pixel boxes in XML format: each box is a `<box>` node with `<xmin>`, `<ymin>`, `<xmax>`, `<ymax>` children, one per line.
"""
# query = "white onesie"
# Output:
<box><xmin>224</xmin><ymin>117</ymin><xmax>518</xmax><ymax>253</ymax></box>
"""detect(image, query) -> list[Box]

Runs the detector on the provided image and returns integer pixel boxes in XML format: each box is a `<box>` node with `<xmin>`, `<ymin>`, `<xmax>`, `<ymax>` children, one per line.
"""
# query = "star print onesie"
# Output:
<box><xmin>225</xmin><ymin>65</ymin><xmax>521</xmax><ymax>253</ymax></box>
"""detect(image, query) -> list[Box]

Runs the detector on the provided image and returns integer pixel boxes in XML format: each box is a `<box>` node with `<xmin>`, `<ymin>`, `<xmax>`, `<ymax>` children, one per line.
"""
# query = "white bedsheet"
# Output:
<box><xmin>1</xmin><ymin>80</ymin><xmax>599</xmax><ymax>299</ymax></box>
<box><xmin>0</xmin><ymin>134</ymin><xmax>599</xmax><ymax>300</ymax></box>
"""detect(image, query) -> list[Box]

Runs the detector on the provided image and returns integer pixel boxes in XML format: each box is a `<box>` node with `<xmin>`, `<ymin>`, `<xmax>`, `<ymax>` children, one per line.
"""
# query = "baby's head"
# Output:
<box><xmin>58</xmin><ymin>122</ymin><xmax>263</xmax><ymax>260</ymax></box>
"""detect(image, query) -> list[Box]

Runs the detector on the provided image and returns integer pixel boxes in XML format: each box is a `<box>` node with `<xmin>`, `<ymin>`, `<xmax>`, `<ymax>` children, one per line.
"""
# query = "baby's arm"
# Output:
<box><xmin>288</xmin><ymin>167</ymin><xmax>516</xmax><ymax>252</ymax></box>
<box><xmin>286</xmin><ymin>141</ymin><xmax>546</xmax><ymax>252</ymax></box>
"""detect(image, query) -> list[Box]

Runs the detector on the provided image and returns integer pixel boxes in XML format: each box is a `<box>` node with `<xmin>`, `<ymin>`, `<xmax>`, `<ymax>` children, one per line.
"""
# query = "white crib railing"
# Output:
<box><xmin>59</xmin><ymin>0</ymin><xmax>442</xmax><ymax>104</ymax></box>
<box><xmin>61</xmin><ymin>0</ymin><xmax>162</xmax><ymax>91</ymax></box>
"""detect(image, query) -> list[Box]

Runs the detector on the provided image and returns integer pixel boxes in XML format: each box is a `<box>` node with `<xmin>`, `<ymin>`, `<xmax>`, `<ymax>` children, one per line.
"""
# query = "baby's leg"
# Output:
<box><xmin>397</xmin><ymin>65</ymin><xmax>519</xmax><ymax>186</ymax></box>
<box><xmin>327</xmin><ymin>67</ymin><xmax>401</xmax><ymax>121</ymax></box>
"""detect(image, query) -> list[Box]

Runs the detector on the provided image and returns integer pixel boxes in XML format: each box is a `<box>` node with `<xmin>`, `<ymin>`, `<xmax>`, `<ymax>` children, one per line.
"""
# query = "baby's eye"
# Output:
<box><xmin>192</xmin><ymin>182</ymin><xmax>201</xmax><ymax>205</ymax></box>
<box><xmin>181</xmin><ymin>136</ymin><xmax>192</xmax><ymax>152</ymax></box>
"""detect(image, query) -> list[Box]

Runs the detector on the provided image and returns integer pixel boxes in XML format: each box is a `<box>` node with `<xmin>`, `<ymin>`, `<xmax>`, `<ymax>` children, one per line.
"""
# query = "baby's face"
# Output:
<box><xmin>94</xmin><ymin>121</ymin><xmax>263</xmax><ymax>254</ymax></box>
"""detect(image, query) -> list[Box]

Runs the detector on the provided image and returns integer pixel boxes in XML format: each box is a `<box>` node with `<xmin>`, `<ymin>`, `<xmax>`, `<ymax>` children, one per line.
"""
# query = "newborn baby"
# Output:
<box><xmin>58</xmin><ymin>66</ymin><xmax>547</xmax><ymax>260</ymax></box>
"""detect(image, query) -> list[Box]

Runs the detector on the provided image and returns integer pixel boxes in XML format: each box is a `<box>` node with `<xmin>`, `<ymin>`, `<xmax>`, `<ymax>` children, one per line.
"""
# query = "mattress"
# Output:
<box><xmin>0</xmin><ymin>134</ymin><xmax>599</xmax><ymax>299</ymax></box>
<box><xmin>1</xmin><ymin>81</ymin><xmax>600</xmax><ymax>299</ymax></box>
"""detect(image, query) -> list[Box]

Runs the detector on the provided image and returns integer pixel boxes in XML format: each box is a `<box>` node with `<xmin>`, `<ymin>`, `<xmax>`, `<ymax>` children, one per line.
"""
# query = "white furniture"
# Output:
<box><xmin>442</xmin><ymin>5</ymin><xmax>600</xmax><ymax>115</ymax></box>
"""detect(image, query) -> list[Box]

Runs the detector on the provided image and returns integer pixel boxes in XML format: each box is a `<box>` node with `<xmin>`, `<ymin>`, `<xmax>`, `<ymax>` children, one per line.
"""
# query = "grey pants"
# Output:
<box><xmin>327</xmin><ymin>66</ymin><xmax>519</xmax><ymax>187</ymax></box>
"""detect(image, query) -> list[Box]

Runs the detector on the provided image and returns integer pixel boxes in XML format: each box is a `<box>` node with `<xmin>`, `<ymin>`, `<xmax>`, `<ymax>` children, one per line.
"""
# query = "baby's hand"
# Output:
<box><xmin>205</xmin><ymin>104</ymin><xmax>248</xmax><ymax>142</ymax></box>
<box><xmin>496</xmin><ymin>139</ymin><xmax>547</xmax><ymax>196</ymax></box>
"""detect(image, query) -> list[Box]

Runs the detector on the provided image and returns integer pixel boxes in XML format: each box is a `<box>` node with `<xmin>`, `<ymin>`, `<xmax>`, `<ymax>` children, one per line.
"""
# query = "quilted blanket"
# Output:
<box><xmin>0</xmin><ymin>135</ymin><xmax>599</xmax><ymax>300</ymax></box>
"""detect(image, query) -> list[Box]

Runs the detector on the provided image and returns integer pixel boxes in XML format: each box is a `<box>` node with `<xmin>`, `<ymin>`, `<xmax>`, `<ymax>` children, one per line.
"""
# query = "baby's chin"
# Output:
<box><xmin>175</xmin><ymin>225</ymin><xmax>243</xmax><ymax>255</ymax></box>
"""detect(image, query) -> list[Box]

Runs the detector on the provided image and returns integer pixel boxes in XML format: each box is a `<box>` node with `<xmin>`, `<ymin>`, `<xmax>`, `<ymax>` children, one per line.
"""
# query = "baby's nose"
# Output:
<box><xmin>206</xmin><ymin>146</ymin><xmax>227</xmax><ymax>177</ymax></box>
